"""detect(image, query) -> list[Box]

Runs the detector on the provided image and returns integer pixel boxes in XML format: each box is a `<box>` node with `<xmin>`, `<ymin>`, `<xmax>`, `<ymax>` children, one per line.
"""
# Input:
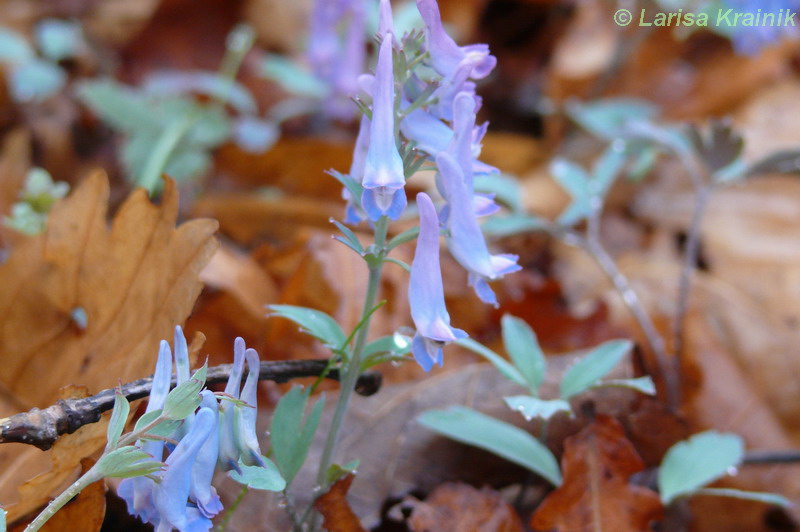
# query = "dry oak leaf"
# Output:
<box><xmin>531</xmin><ymin>415</ymin><xmax>662</xmax><ymax>532</ymax></box>
<box><xmin>0</xmin><ymin>171</ymin><xmax>218</xmax><ymax>409</ymax></box>
<box><xmin>0</xmin><ymin>172</ymin><xmax>217</xmax><ymax>520</ymax></box>
<box><xmin>408</xmin><ymin>482</ymin><xmax>524</xmax><ymax>532</ymax></box>
<box><xmin>314</xmin><ymin>473</ymin><xmax>367</xmax><ymax>532</ymax></box>
<box><xmin>10</xmin><ymin>457</ymin><xmax>108</xmax><ymax>532</ymax></box>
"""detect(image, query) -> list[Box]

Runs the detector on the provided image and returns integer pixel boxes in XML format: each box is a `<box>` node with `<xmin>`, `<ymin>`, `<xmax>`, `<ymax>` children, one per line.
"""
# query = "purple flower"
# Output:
<box><xmin>408</xmin><ymin>192</ymin><xmax>467</xmax><ymax>370</ymax></box>
<box><xmin>378</xmin><ymin>0</ymin><xmax>395</xmax><ymax>41</ymax></box>
<box><xmin>361</xmin><ymin>35</ymin><xmax>407</xmax><ymax>220</ymax></box>
<box><xmin>437</xmin><ymin>152</ymin><xmax>520</xmax><ymax>306</ymax></box>
<box><xmin>217</xmin><ymin>338</ymin><xmax>264</xmax><ymax>471</ymax></box>
<box><xmin>153</xmin><ymin>408</ymin><xmax>217</xmax><ymax>532</ymax></box>
<box><xmin>218</xmin><ymin>337</ymin><xmax>246</xmax><ymax>471</ymax></box>
<box><xmin>415</xmin><ymin>0</ymin><xmax>496</xmax><ymax>80</ymax></box>
<box><xmin>725</xmin><ymin>0</ymin><xmax>800</xmax><ymax>55</ymax></box>
<box><xmin>343</xmin><ymin>114</ymin><xmax>371</xmax><ymax>224</ymax></box>
<box><xmin>232</xmin><ymin>347</ymin><xmax>265</xmax><ymax>466</ymax></box>
<box><xmin>118</xmin><ymin>339</ymin><xmax>173</xmax><ymax>524</ymax></box>
<box><xmin>190</xmin><ymin>391</ymin><xmax>222</xmax><ymax>519</ymax></box>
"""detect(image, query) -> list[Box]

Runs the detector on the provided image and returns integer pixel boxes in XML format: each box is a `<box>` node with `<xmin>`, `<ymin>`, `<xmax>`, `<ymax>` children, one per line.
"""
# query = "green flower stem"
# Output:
<box><xmin>139</xmin><ymin>113</ymin><xmax>196</xmax><ymax>195</ymax></box>
<box><xmin>312</xmin><ymin>217</ymin><xmax>388</xmax><ymax>510</ymax></box>
<box><xmin>117</xmin><ymin>414</ymin><xmax>168</xmax><ymax>448</ymax></box>
<box><xmin>24</xmin><ymin>462</ymin><xmax>104</xmax><ymax>532</ymax></box>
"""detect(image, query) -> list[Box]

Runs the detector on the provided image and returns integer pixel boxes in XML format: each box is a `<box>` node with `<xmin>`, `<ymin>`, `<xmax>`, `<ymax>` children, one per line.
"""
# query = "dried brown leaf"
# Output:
<box><xmin>0</xmin><ymin>172</ymin><xmax>217</xmax><ymax>519</ymax></box>
<box><xmin>531</xmin><ymin>415</ymin><xmax>662</xmax><ymax>532</ymax></box>
<box><xmin>314</xmin><ymin>473</ymin><xmax>367</xmax><ymax>532</ymax></box>
<box><xmin>408</xmin><ymin>482</ymin><xmax>524</xmax><ymax>532</ymax></box>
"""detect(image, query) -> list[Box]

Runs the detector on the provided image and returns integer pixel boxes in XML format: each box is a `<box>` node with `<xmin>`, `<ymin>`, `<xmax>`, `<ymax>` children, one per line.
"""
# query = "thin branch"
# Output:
<box><xmin>0</xmin><ymin>359</ymin><xmax>382</xmax><ymax>450</ymax></box>
<box><xmin>583</xmin><ymin>204</ymin><xmax>679</xmax><ymax>410</ymax></box>
<box><xmin>673</xmin><ymin>184</ymin><xmax>714</xmax><ymax>362</ymax></box>
<box><xmin>743</xmin><ymin>450</ymin><xmax>800</xmax><ymax>465</ymax></box>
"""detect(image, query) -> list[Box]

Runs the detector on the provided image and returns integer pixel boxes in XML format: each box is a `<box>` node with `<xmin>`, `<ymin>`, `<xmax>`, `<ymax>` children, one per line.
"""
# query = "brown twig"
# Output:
<box><xmin>0</xmin><ymin>359</ymin><xmax>382</xmax><ymax>450</ymax></box>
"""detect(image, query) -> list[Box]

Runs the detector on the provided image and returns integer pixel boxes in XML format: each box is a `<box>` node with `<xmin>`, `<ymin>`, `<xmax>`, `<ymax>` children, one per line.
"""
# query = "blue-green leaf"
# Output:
<box><xmin>596</xmin><ymin>376</ymin><xmax>657</xmax><ymax>396</ymax></box>
<box><xmin>566</xmin><ymin>98</ymin><xmax>658</xmax><ymax>140</ymax></box>
<box><xmin>35</xmin><ymin>19</ymin><xmax>83</xmax><ymax>62</ymax></box>
<box><xmin>268</xmin><ymin>305</ymin><xmax>347</xmax><ymax>349</ymax></box>
<box><xmin>551</xmin><ymin>158</ymin><xmax>592</xmax><ymax>226</ymax></box>
<box><xmin>0</xmin><ymin>28</ymin><xmax>33</xmax><ymax>62</ymax></box>
<box><xmin>418</xmin><ymin>406</ymin><xmax>562</xmax><ymax>486</ymax></box>
<box><xmin>96</xmin><ymin>446</ymin><xmax>164</xmax><ymax>478</ymax></box>
<box><xmin>162</xmin><ymin>362</ymin><xmax>207</xmax><ymax>420</ymax></box>
<box><xmin>559</xmin><ymin>340</ymin><xmax>632</xmax><ymax>399</ymax></box>
<box><xmin>455</xmin><ymin>338</ymin><xmax>527</xmax><ymax>387</ymax></box>
<box><xmin>325</xmin><ymin>459</ymin><xmax>359</xmax><ymax>486</ymax></box>
<box><xmin>229</xmin><ymin>457</ymin><xmax>286</xmax><ymax>491</ymax></box>
<box><xmin>693</xmin><ymin>488</ymin><xmax>791</xmax><ymax>508</ymax></box>
<box><xmin>9</xmin><ymin>59</ymin><xmax>65</xmax><ymax>102</ymax></box>
<box><xmin>480</xmin><ymin>214</ymin><xmax>549</xmax><ymax>238</ymax></box>
<box><xmin>270</xmin><ymin>387</ymin><xmax>325</xmax><ymax>485</ymax></box>
<box><xmin>501</xmin><ymin>315</ymin><xmax>547</xmax><ymax>394</ymax></box>
<box><xmin>503</xmin><ymin>396</ymin><xmax>572</xmax><ymax>421</ymax></box>
<box><xmin>658</xmin><ymin>431</ymin><xmax>744</xmax><ymax>504</ymax></box>
<box><xmin>473</xmin><ymin>173</ymin><xmax>524</xmax><ymax>213</ymax></box>
<box><xmin>260</xmin><ymin>54</ymin><xmax>328</xmax><ymax>98</ymax></box>
<box><xmin>106</xmin><ymin>391</ymin><xmax>130</xmax><ymax>451</ymax></box>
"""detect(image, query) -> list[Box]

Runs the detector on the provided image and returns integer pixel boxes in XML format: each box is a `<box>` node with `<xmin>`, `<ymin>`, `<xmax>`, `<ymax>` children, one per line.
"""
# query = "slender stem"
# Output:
<box><xmin>117</xmin><ymin>415</ymin><xmax>167</xmax><ymax>448</ymax></box>
<box><xmin>216</xmin><ymin>485</ymin><xmax>249</xmax><ymax>532</ymax></box>
<box><xmin>583</xmin><ymin>207</ymin><xmax>678</xmax><ymax>410</ymax></box>
<box><xmin>311</xmin><ymin>218</ymin><xmax>388</xmax><ymax>524</ymax></box>
<box><xmin>24</xmin><ymin>464</ymin><xmax>103</xmax><ymax>532</ymax></box>
<box><xmin>673</xmin><ymin>184</ymin><xmax>713</xmax><ymax>362</ymax></box>
<box><xmin>139</xmin><ymin>114</ymin><xmax>196</xmax><ymax>194</ymax></box>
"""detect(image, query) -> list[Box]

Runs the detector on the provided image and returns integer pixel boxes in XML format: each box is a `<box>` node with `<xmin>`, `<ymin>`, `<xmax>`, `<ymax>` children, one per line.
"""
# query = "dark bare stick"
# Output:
<box><xmin>0</xmin><ymin>359</ymin><xmax>382</xmax><ymax>450</ymax></box>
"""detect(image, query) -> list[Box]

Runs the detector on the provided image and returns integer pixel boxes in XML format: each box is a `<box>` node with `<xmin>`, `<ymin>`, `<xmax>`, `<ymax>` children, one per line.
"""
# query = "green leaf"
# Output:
<box><xmin>268</xmin><ymin>305</ymin><xmax>347</xmax><ymax>349</ymax></box>
<box><xmin>480</xmin><ymin>214</ymin><xmax>549</xmax><ymax>238</ymax></box>
<box><xmin>455</xmin><ymin>338</ymin><xmax>527</xmax><ymax>387</ymax></box>
<box><xmin>596</xmin><ymin>376</ymin><xmax>657</xmax><ymax>396</ymax></box>
<box><xmin>363</xmin><ymin>333</ymin><xmax>412</xmax><ymax>359</ymax></box>
<box><xmin>9</xmin><ymin>59</ymin><xmax>65</xmax><ymax>103</ymax></box>
<box><xmin>693</xmin><ymin>488</ymin><xmax>791</xmax><ymax>508</ymax></box>
<box><xmin>270</xmin><ymin>387</ymin><xmax>326</xmax><ymax>485</ymax></box>
<box><xmin>229</xmin><ymin>457</ymin><xmax>287</xmax><ymax>491</ymax></box>
<box><xmin>559</xmin><ymin>340</ymin><xmax>632</xmax><ymax>399</ymax></box>
<box><xmin>566</xmin><ymin>98</ymin><xmax>658</xmax><ymax>140</ymax></box>
<box><xmin>0</xmin><ymin>28</ymin><xmax>34</xmax><ymax>62</ymax></box>
<box><xmin>76</xmin><ymin>80</ymin><xmax>159</xmax><ymax>133</ymax></box>
<box><xmin>96</xmin><ymin>446</ymin><xmax>164</xmax><ymax>478</ymax></box>
<box><xmin>503</xmin><ymin>396</ymin><xmax>572</xmax><ymax>421</ymax></box>
<box><xmin>162</xmin><ymin>362</ymin><xmax>207</xmax><ymax>420</ymax></box>
<box><xmin>35</xmin><ymin>19</ymin><xmax>83</xmax><ymax>62</ymax></box>
<box><xmin>132</xmin><ymin>409</ymin><xmax>181</xmax><ymax>438</ymax></box>
<box><xmin>331</xmin><ymin>218</ymin><xmax>364</xmax><ymax>253</ymax></box>
<box><xmin>551</xmin><ymin>158</ymin><xmax>592</xmax><ymax>226</ymax></box>
<box><xmin>658</xmin><ymin>431</ymin><xmax>744</xmax><ymax>504</ymax></box>
<box><xmin>592</xmin><ymin>145</ymin><xmax>627</xmax><ymax>196</ymax></box>
<box><xmin>325</xmin><ymin>459</ymin><xmax>359</xmax><ymax>486</ymax></box>
<box><xmin>386</xmin><ymin>225</ymin><xmax>420</xmax><ymax>250</ymax></box>
<box><xmin>473</xmin><ymin>173</ymin><xmax>524</xmax><ymax>213</ymax></box>
<box><xmin>260</xmin><ymin>54</ymin><xmax>328</xmax><ymax>98</ymax></box>
<box><xmin>418</xmin><ymin>406</ymin><xmax>562</xmax><ymax>486</ymax></box>
<box><xmin>106</xmin><ymin>391</ymin><xmax>130</xmax><ymax>451</ymax></box>
<box><xmin>1</xmin><ymin>505</ymin><xmax>6</xmax><ymax>532</ymax></box>
<box><xmin>501</xmin><ymin>315</ymin><xmax>547</xmax><ymax>394</ymax></box>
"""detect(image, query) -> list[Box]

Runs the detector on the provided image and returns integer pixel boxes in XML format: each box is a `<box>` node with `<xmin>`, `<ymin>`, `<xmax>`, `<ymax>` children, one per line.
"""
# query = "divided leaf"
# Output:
<box><xmin>229</xmin><ymin>457</ymin><xmax>287</xmax><ymax>491</ymax></box>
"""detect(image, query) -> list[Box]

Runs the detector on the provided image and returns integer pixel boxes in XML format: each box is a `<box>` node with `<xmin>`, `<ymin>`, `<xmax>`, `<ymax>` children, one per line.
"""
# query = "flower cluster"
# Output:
<box><xmin>338</xmin><ymin>0</ymin><xmax>520</xmax><ymax>370</ymax></box>
<box><xmin>307</xmin><ymin>0</ymin><xmax>366</xmax><ymax>120</ymax></box>
<box><xmin>118</xmin><ymin>328</ymin><xmax>263</xmax><ymax>532</ymax></box>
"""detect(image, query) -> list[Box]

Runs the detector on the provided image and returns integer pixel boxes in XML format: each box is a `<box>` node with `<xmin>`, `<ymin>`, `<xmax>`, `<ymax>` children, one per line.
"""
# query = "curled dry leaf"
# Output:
<box><xmin>314</xmin><ymin>473</ymin><xmax>367</xmax><ymax>532</ymax></box>
<box><xmin>530</xmin><ymin>415</ymin><xmax>662</xmax><ymax>532</ymax></box>
<box><xmin>0</xmin><ymin>172</ymin><xmax>218</xmax><ymax>519</ymax></box>
<box><xmin>407</xmin><ymin>482</ymin><xmax>524</xmax><ymax>532</ymax></box>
